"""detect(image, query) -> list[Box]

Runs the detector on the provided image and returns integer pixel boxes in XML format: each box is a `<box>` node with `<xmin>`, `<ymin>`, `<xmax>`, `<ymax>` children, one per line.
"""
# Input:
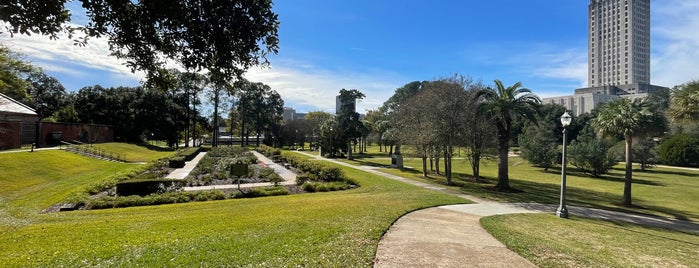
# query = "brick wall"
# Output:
<box><xmin>0</xmin><ymin>121</ymin><xmax>22</xmax><ymax>150</ymax></box>
<box><xmin>39</xmin><ymin>122</ymin><xmax>114</xmax><ymax>147</ymax></box>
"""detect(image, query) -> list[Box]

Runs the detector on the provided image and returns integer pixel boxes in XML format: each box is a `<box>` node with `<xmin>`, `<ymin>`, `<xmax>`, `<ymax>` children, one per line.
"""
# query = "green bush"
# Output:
<box><xmin>232</xmin><ymin>186</ymin><xmax>289</xmax><ymax>198</ymax></box>
<box><xmin>179</xmin><ymin>147</ymin><xmax>201</xmax><ymax>161</ymax></box>
<box><xmin>256</xmin><ymin>144</ymin><xmax>281</xmax><ymax>157</ymax></box>
<box><xmin>568</xmin><ymin>136</ymin><xmax>617</xmax><ymax>177</ymax></box>
<box><xmin>295</xmin><ymin>174</ymin><xmax>316</xmax><ymax>185</ymax></box>
<box><xmin>659</xmin><ymin>134</ymin><xmax>699</xmax><ymax>167</ymax></box>
<box><xmin>169</xmin><ymin>157</ymin><xmax>186</xmax><ymax>168</ymax></box>
<box><xmin>86</xmin><ymin>190</ymin><xmax>226</xmax><ymax>209</ymax></box>
<box><xmin>302</xmin><ymin>181</ymin><xmax>352</xmax><ymax>192</ymax></box>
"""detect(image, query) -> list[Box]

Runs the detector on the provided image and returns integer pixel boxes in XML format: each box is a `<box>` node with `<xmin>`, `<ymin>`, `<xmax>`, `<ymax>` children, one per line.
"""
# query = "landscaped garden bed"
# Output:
<box><xmin>185</xmin><ymin>147</ymin><xmax>283</xmax><ymax>186</ymax></box>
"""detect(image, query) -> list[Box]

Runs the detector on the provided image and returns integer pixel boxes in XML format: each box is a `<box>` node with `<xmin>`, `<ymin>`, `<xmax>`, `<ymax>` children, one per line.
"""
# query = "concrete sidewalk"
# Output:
<box><xmin>165</xmin><ymin>152</ymin><xmax>208</xmax><ymax>179</ymax></box>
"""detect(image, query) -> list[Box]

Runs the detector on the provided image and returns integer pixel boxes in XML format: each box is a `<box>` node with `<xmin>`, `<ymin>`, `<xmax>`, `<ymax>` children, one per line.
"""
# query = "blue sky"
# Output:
<box><xmin>2</xmin><ymin>0</ymin><xmax>698</xmax><ymax>114</ymax></box>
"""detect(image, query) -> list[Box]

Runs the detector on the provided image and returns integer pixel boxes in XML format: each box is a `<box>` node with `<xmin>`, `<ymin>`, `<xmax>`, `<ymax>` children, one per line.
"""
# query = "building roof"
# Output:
<box><xmin>0</xmin><ymin>93</ymin><xmax>37</xmax><ymax>116</ymax></box>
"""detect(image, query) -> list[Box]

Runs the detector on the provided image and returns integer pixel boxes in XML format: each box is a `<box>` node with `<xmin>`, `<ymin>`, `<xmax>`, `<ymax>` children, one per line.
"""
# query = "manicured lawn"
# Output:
<box><xmin>481</xmin><ymin>214</ymin><xmax>699</xmax><ymax>267</ymax></box>
<box><xmin>0</xmin><ymin>150</ymin><xmax>133</xmax><ymax>217</ymax></box>
<box><xmin>351</xmin><ymin>154</ymin><xmax>699</xmax><ymax>222</ymax></box>
<box><xmin>0</xmin><ymin>151</ymin><xmax>467</xmax><ymax>266</ymax></box>
<box><xmin>88</xmin><ymin>142</ymin><xmax>177</xmax><ymax>162</ymax></box>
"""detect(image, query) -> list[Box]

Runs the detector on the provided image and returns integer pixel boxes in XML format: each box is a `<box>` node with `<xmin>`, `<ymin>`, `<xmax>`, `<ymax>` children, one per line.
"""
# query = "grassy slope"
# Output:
<box><xmin>0</xmin><ymin>152</ymin><xmax>467</xmax><ymax>267</ymax></box>
<box><xmin>481</xmin><ymin>214</ymin><xmax>699</xmax><ymax>267</ymax></box>
<box><xmin>0</xmin><ymin>150</ymin><xmax>132</xmax><ymax>214</ymax></box>
<box><xmin>90</xmin><ymin>142</ymin><xmax>176</xmax><ymax>162</ymax></box>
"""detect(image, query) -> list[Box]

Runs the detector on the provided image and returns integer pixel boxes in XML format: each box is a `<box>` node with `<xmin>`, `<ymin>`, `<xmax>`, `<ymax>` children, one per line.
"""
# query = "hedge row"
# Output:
<box><xmin>87</xmin><ymin>190</ymin><xmax>227</xmax><ymax>209</ymax></box>
<box><xmin>179</xmin><ymin>147</ymin><xmax>201</xmax><ymax>161</ymax></box>
<box><xmin>169</xmin><ymin>157</ymin><xmax>186</xmax><ymax>168</ymax></box>
<box><xmin>279</xmin><ymin>152</ymin><xmax>358</xmax><ymax>186</ymax></box>
<box><xmin>168</xmin><ymin>147</ymin><xmax>202</xmax><ymax>168</ymax></box>
<box><xmin>116</xmin><ymin>179</ymin><xmax>185</xmax><ymax>196</ymax></box>
<box><xmin>256</xmin><ymin>144</ymin><xmax>281</xmax><ymax>157</ymax></box>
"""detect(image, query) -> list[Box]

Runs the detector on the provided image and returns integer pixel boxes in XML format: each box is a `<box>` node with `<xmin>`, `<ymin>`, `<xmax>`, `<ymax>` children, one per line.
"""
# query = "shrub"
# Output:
<box><xmin>233</xmin><ymin>186</ymin><xmax>289</xmax><ymax>198</ymax></box>
<box><xmin>179</xmin><ymin>147</ymin><xmax>201</xmax><ymax>161</ymax></box>
<box><xmin>256</xmin><ymin>144</ymin><xmax>281</xmax><ymax>157</ymax></box>
<box><xmin>295</xmin><ymin>174</ymin><xmax>316</xmax><ymax>185</ymax></box>
<box><xmin>659</xmin><ymin>134</ymin><xmax>699</xmax><ymax>167</ymax></box>
<box><xmin>169</xmin><ymin>157</ymin><xmax>186</xmax><ymax>168</ymax></box>
<box><xmin>85</xmin><ymin>190</ymin><xmax>227</xmax><ymax>209</ymax></box>
<box><xmin>568</xmin><ymin>136</ymin><xmax>617</xmax><ymax>177</ymax></box>
<box><xmin>302</xmin><ymin>181</ymin><xmax>352</xmax><ymax>192</ymax></box>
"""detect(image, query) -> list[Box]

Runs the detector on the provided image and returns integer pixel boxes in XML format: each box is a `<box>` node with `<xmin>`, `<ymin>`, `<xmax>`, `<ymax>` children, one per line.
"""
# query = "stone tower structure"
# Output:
<box><xmin>588</xmin><ymin>0</ymin><xmax>650</xmax><ymax>87</ymax></box>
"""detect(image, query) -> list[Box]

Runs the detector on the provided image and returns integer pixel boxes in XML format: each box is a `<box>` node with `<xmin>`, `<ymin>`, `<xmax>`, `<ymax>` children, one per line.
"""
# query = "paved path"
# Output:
<box><xmin>165</xmin><ymin>152</ymin><xmax>208</xmax><ymax>179</ymax></box>
<box><xmin>294</xmin><ymin>151</ymin><xmax>699</xmax><ymax>267</ymax></box>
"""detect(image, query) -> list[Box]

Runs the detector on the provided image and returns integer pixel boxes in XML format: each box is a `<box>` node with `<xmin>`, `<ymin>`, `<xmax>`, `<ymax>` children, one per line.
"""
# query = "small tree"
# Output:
<box><xmin>568</xmin><ymin>129</ymin><xmax>618</xmax><ymax>177</ymax></box>
<box><xmin>659</xmin><ymin>134</ymin><xmax>699</xmax><ymax>167</ymax></box>
<box><xmin>518</xmin><ymin>122</ymin><xmax>559</xmax><ymax>171</ymax></box>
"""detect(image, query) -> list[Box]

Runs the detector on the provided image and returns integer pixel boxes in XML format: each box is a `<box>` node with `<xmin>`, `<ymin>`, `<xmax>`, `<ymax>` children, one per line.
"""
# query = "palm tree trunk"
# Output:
<box><xmin>623</xmin><ymin>135</ymin><xmax>633</xmax><ymax>206</ymax></box>
<box><xmin>496</xmin><ymin>137</ymin><xmax>510</xmax><ymax>191</ymax></box>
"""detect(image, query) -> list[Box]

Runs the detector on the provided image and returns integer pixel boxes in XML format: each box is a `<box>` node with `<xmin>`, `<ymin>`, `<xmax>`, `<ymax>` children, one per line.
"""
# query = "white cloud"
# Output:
<box><xmin>1</xmin><ymin>24</ymin><xmax>146</xmax><ymax>82</ymax></box>
<box><xmin>245</xmin><ymin>62</ymin><xmax>403</xmax><ymax>113</ymax></box>
<box><xmin>651</xmin><ymin>0</ymin><xmax>699</xmax><ymax>86</ymax></box>
<box><xmin>1</xmin><ymin>24</ymin><xmax>402</xmax><ymax>113</ymax></box>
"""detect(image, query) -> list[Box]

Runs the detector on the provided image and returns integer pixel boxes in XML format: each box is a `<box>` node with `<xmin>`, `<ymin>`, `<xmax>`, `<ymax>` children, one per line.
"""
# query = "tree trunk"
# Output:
<box><xmin>471</xmin><ymin>154</ymin><xmax>481</xmax><ymax>181</ymax></box>
<box><xmin>429</xmin><ymin>157</ymin><xmax>433</xmax><ymax>171</ymax></box>
<box><xmin>445</xmin><ymin>148</ymin><xmax>452</xmax><ymax>185</ymax></box>
<box><xmin>422</xmin><ymin>155</ymin><xmax>428</xmax><ymax>177</ymax></box>
<box><xmin>347</xmin><ymin>140</ymin><xmax>353</xmax><ymax>160</ymax></box>
<box><xmin>495</xmin><ymin>137</ymin><xmax>510</xmax><ymax>191</ymax></box>
<box><xmin>240</xmin><ymin>119</ymin><xmax>246</xmax><ymax>147</ymax></box>
<box><xmin>212</xmin><ymin>89</ymin><xmax>219</xmax><ymax>147</ymax></box>
<box><xmin>192</xmin><ymin>101</ymin><xmax>197</xmax><ymax>147</ymax></box>
<box><xmin>435</xmin><ymin>157</ymin><xmax>440</xmax><ymax>175</ymax></box>
<box><xmin>622</xmin><ymin>135</ymin><xmax>633</xmax><ymax>206</ymax></box>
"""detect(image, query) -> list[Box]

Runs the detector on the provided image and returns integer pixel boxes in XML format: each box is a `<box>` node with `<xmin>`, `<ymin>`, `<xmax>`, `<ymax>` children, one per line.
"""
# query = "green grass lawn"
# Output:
<box><xmin>0</xmin><ymin>151</ymin><xmax>467</xmax><ymax>267</ymax></box>
<box><xmin>0</xmin><ymin>150</ymin><xmax>134</xmax><ymax>218</ymax></box>
<box><xmin>481</xmin><ymin>214</ymin><xmax>699</xmax><ymax>267</ymax></box>
<box><xmin>89</xmin><ymin>142</ymin><xmax>177</xmax><ymax>162</ymax></box>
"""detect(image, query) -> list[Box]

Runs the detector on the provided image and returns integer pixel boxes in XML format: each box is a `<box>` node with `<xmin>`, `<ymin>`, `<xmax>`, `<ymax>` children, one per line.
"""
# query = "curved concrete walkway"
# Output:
<box><xmin>294</xmin><ymin>151</ymin><xmax>699</xmax><ymax>267</ymax></box>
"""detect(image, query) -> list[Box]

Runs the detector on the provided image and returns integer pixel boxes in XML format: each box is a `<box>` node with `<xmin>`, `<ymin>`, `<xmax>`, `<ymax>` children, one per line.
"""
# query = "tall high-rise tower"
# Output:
<box><xmin>588</xmin><ymin>0</ymin><xmax>650</xmax><ymax>87</ymax></box>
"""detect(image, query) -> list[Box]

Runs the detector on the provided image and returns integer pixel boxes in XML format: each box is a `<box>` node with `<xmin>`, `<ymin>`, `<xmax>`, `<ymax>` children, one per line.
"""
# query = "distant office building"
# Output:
<box><xmin>283</xmin><ymin>107</ymin><xmax>295</xmax><ymax>123</ymax></box>
<box><xmin>282</xmin><ymin>107</ymin><xmax>308</xmax><ymax>123</ymax></box>
<box><xmin>295</xmin><ymin>112</ymin><xmax>307</xmax><ymax>120</ymax></box>
<box><xmin>336</xmin><ymin>95</ymin><xmax>356</xmax><ymax>115</ymax></box>
<box><xmin>543</xmin><ymin>0</ymin><xmax>666</xmax><ymax>115</ymax></box>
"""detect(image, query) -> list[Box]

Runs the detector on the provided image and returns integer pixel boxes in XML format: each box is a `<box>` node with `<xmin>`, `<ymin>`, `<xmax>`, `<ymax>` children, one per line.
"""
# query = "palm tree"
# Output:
<box><xmin>591</xmin><ymin>97</ymin><xmax>658</xmax><ymax>206</ymax></box>
<box><xmin>478</xmin><ymin>80</ymin><xmax>541</xmax><ymax>191</ymax></box>
<box><xmin>667</xmin><ymin>81</ymin><xmax>699</xmax><ymax>123</ymax></box>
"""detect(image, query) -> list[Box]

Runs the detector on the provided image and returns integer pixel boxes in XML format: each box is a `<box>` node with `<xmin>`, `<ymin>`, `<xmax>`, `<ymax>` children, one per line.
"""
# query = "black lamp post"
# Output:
<box><xmin>557</xmin><ymin>111</ymin><xmax>572</xmax><ymax>218</ymax></box>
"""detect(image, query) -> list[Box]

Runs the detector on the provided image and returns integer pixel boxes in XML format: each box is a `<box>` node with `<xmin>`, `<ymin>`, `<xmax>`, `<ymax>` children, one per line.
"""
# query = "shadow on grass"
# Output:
<box><xmin>137</xmin><ymin>143</ymin><xmax>177</xmax><ymax>152</ymax></box>
<box><xmin>455</xmin><ymin>175</ymin><xmax>696</xmax><ymax>221</ymax></box>
<box><xmin>642</xmin><ymin>169</ymin><xmax>699</xmax><ymax>178</ymax></box>
<box><xmin>586</xmin><ymin>218</ymin><xmax>699</xmax><ymax>244</ymax></box>
<box><xmin>546</xmin><ymin>167</ymin><xmax>668</xmax><ymax>187</ymax></box>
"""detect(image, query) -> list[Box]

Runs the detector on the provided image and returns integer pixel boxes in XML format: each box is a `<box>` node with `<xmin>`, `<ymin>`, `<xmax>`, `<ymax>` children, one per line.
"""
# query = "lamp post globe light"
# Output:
<box><xmin>557</xmin><ymin>112</ymin><xmax>572</xmax><ymax>218</ymax></box>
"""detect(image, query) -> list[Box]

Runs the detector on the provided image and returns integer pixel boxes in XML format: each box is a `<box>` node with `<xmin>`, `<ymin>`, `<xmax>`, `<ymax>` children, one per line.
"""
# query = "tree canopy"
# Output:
<box><xmin>1</xmin><ymin>0</ymin><xmax>280</xmax><ymax>83</ymax></box>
